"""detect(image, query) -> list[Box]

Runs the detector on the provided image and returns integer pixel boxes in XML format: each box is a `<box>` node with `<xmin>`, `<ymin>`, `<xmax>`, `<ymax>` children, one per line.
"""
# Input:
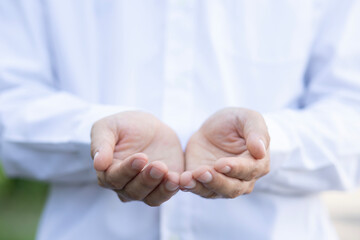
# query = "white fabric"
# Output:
<box><xmin>0</xmin><ymin>0</ymin><xmax>360</xmax><ymax>239</ymax></box>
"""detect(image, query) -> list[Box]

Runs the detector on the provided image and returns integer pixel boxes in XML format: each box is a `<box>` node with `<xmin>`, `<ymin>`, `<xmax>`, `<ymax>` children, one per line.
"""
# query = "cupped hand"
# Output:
<box><xmin>180</xmin><ymin>108</ymin><xmax>270</xmax><ymax>199</ymax></box>
<box><xmin>91</xmin><ymin>111</ymin><xmax>184</xmax><ymax>206</ymax></box>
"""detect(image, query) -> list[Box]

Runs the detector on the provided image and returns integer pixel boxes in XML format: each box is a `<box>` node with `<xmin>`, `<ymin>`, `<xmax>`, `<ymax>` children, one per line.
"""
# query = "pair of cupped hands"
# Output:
<box><xmin>91</xmin><ymin>108</ymin><xmax>270</xmax><ymax>206</ymax></box>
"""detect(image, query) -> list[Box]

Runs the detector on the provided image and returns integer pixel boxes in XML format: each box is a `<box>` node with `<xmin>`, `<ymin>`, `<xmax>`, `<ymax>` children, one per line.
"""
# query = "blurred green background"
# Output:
<box><xmin>0</xmin><ymin>162</ymin><xmax>48</xmax><ymax>240</ymax></box>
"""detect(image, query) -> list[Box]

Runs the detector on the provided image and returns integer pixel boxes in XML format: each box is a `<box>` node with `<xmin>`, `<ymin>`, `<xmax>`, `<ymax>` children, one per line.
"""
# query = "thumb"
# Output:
<box><xmin>242</xmin><ymin>112</ymin><xmax>270</xmax><ymax>159</ymax></box>
<box><xmin>91</xmin><ymin>120</ymin><xmax>117</xmax><ymax>171</ymax></box>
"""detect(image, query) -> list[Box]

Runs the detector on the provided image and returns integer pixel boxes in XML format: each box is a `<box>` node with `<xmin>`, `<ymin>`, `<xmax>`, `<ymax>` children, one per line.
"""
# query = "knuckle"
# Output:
<box><xmin>249</xmin><ymin>170</ymin><xmax>258</xmax><ymax>180</ymax></box>
<box><xmin>221</xmin><ymin>192</ymin><xmax>232</xmax><ymax>198</ymax></box>
<box><xmin>222</xmin><ymin>191</ymin><xmax>235</xmax><ymax>199</ymax></box>
<box><xmin>223</xmin><ymin>185</ymin><xmax>244</xmax><ymax>199</ymax></box>
<box><xmin>124</xmin><ymin>189</ymin><xmax>143</xmax><ymax>201</ymax></box>
<box><xmin>237</xmin><ymin>160</ymin><xmax>246</xmax><ymax>170</ymax></box>
<box><xmin>141</xmin><ymin>181</ymin><xmax>156</xmax><ymax>190</ymax></box>
<box><xmin>203</xmin><ymin>191</ymin><xmax>215</xmax><ymax>199</ymax></box>
<box><xmin>206</xmin><ymin>192</ymin><xmax>219</xmax><ymax>199</ymax></box>
<box><xmin>243</xmin><ymin>171</ymin><xmax>255</xmax><ymax>181</ymax></box>
<box><xmin>139</xmin><ymin>172</ymin><xmax>158</xmax><ymax>189</ymax></box>
<box><xmin>196</xmin><ymin>188</ymin><xmax>213</xmax><ymax>199</ymax></box>
<box><xmin>247</xmin><ymin>162</ymin><xmax>260</xmax><ymax>180</ymax></box>
<box><xmin>229</xmin><ymin>189</ymin><xmax>242</xmax><ymax>199</ymax></box>
<box><xmin>243</xmin><ymin>171</ymin><xmax>257</xmax><ymax>181</ymax></box>
<box><xmin>97</xmin><ymin>173</ymin><xmax>111</xmax><ymax>189</ymax></box>
<box><xmin>245</xmin><ymin>187</ymin><xmax>254</xmax><ymax>195</ymax></box>
<box><xmin>234</xmin><ymin>163</ymin><xmax>246</xmax><ymax>177</ymax></box>
<box><xmin>257</xmin><ymin>163</ymin><xmax>270</xmax><ymax>178</ymax></box>
<box><xmin>105</xmin><ymin>175</ymin><xmax>121</xmax><ymax>189</ymax></box>
<box><xmin>263</xmin><ymin>166</ymin><xmax>270</xmax><ymax>176</ymax></box>
<box><xmin>245</xmin><ymin>183</ymin><xmax>255</xmax><ymax>195</ymax></box>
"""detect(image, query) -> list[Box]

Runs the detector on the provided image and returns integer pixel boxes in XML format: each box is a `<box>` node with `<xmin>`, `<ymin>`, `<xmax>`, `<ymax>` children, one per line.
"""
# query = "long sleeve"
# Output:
<box><xmin>256</xmin><ymin>1</ymin><xmax>360</xmax><ymax>195</ymax></box>
<box><xmin>0</xmin><ymin>1</ymin><xmax>126</xmax><ymax>183</ymax></box>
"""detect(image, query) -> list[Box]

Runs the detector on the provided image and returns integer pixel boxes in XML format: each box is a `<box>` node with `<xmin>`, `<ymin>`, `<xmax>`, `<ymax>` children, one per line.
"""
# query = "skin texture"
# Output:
<box><xmin>180</xmin><ymin>108</ymin><xmax>270</xmax><ymax>199</ymax></box>
<box><xmin>91</xmin><ymin>108</ymin><xmax>270</xmax><ymax>206</ymax></box>
<box><xmin>91</xmin><ymin>111</ymin><xmax>184</xmax><ymax>206</ymax></box>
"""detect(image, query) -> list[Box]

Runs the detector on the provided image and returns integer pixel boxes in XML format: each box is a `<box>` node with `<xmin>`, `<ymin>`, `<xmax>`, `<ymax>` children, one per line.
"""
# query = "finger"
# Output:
<box><xmin>241</xmin><ymin>111</ymin><xmax>270</xmax><ymax>159</ymax></box>
<box><xmin>244</xmin><ymin>180</ymin><xmax>256</xmax><ymax>195</ymax></box>
<box><xmin>193</xmin><ymin>167</ymin><xmax>251</xmax><ymax>199</ymax></box>
<box><xmin>116</xmin><ymin>192</ymin><xmax>131</xmax><ymax>203</ymax></box>
<box><xmin>97</xmin><ymin>171</ymin><xmax>107</xmax><ymax>188</ymax></box>
<box><xmin>214</xmin><ymin>155</ymin><xmax>270</xmax><ymax>181</ymax></box>
<box><xmin>91</xmin><ymin>119</ymin><xmax>118</xmax><ymax>171</ymax></box>
<box><xmin>179</xmin><ymin>170</ymin><xmax>216</xmax><ymax>198</ymax></box>
<box><xmin>214</xmin><ymin>156</ymin><xmax>253</xmax><ymax>181</ymax></box>
<box><xmin>103</xmin><ymin>153</ymin><xmax>148</xmax><ymax>189</ymax></box>
<box><xmin>247</xmin><ymin>133</ymin><xmax>267</xmax><ymax>160</ymax></box>
<box><xmin>179</xmin><ymin>171</ymin><xmax>196</xmax><ymax>190</ymax></box>
<box><xmin>143</xmin><ymin>171</ymin><xmax>180</xmax><ymax>207</ymax></box>
<box><xmin>122</xmin><ymin>161</ymin><xmax>168</xmax><ymax>201</ymax></box>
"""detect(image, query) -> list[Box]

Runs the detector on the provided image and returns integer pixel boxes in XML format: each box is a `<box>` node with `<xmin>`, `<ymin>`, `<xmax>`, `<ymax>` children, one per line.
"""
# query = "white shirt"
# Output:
<box><xmin>1</xmin><ymin>1</ymin><xmax>360</xmax><ymax>239</ymax></box>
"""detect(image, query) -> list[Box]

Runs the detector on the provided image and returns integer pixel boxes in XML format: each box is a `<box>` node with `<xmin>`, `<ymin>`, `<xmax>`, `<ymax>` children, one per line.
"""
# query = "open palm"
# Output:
<box><xmin>91</xmin><ymin>111</ymin><xmax>184</xmax><ymax>206</ymax></box>
<box><xmin>181</xmin><ymin>108</ymin><xmax>270</xmax><ymax>199</ymax></box>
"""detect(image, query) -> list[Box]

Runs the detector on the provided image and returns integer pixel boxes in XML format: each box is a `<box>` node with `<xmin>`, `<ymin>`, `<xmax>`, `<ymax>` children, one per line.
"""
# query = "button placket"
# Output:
<box><xmin>160</xmin><ymin>1</ymin><xmax>196</xmax><ymax>240</ymax></box>
<box><xmin>162</xmin><ymin>0</ymin><xmax>195</xmax><ymax>132</ymax></box>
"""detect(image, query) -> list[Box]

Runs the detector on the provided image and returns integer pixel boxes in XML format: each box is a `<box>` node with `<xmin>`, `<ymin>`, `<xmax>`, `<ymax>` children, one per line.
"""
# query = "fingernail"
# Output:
<box><xmin>93</xmin><ymin>152</ymin><xmax>100</xmax><ymax>166</ymax></box>
<box><xmin>94</xmin><ymin>152</ymin><xmax>99</xmax><ymax>160</ymax></box>
<box><xmin>259</xmin><ymin>139</ymin><xmax>266</xmax><ymax>152</ymax></box>
<box><xmin>149</xmin><ymin>167</ymin><xmax>165</xmax><ymax>179</ymax></box>
<box><xmin>165</xmin><ymin>181</ymin><xmax>179</xmax><ymax>191</ymax></box>
<box><xmin>184</xmin><ymin>179</ymin><xmax>196</xmax><ymax>189</ymax></box>
<box><xmin>219</xmin><ymin>166</ymin><xmax>231</xmax><ymax>173</ymax></box>
<box><xmin>197</xmin><ymin>171</ymin><xmax>213</xmax><ymax>183</ymax></box>
<box><xmin>131</xmin><ymin>158</ymin><xmax>145</xmax><ymax>170</ymax></box>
